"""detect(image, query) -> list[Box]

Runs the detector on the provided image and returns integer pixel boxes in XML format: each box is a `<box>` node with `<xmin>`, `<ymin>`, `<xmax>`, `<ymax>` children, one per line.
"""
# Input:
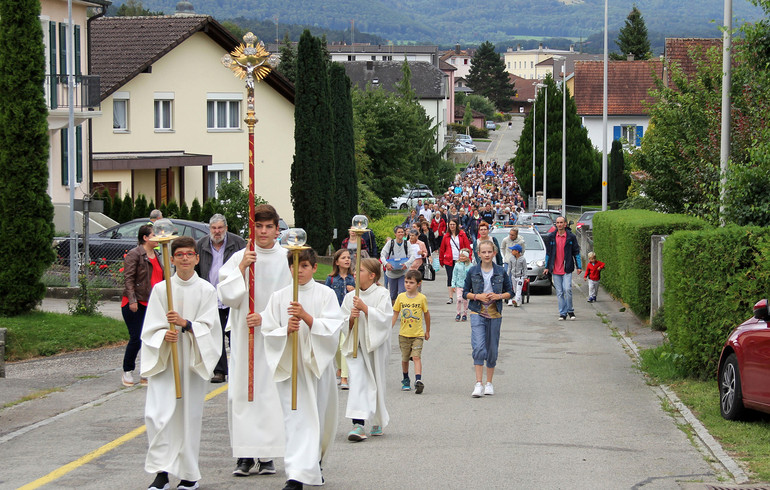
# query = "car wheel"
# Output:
<box><xmin>399</xmin><ymin>203</ymin><xmax>408</xmax><ymax>210</ymax></box>
<box><xmin>720</xmin><ymin>353</ymin><xmax>746</xmax><ymax>420</ymax></box>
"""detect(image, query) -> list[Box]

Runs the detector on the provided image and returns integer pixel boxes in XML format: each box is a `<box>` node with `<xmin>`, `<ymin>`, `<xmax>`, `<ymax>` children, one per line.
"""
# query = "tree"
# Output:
<box><xmin>201</xmin><ymin>198</ymin><xmax>215</xmax><ymax>224</ymax></box>
<box><xmin>179</xmin><ymin>200</ymin><xmax>189</xmax><ymax>219</ymax></box>
<box><xmin>512</xmin><ymin>74</ymin><xmax>600</xmax><ymax>205</ymax></box>
<box><xmin>611</xmin><ymin>5</ymin><xmax>651</xmax><ymax>60</ymax></box>
<box><xmin>165</xmin><ymin>199</ymin><xmax>179</xmax><ymax>219</ymax></box>
<box><xmin>115</xmin><ymin>0</ymin><xmax>163</xmax><ymax>16</ymax></box>
<box><xmin>462</xmin><ymin>102</ymin><xmax>473</xmax><ymax>127</ymax></box>
<box><xmin>608</xmin><ymin>140</ymin><xmax>628</xmax><ymax>203</ymax></box>
<box><xmin>276</xmin><ymin>32</ymin><xmax>296</xmax><ymax>84</ymax></box>
<box><xmin>133</xmin><ymin>193</ymin><xmax>147</xmax><ymax>219</ymax></box>
<box><xmin>466</xmin><ymin>41</ymin><xmax>516</xmax><ymax>112</ymax></box>
<box><xmin>189</xmin><ymin>197</ymin><xmax>202</xmax><ymax>222</ymax></box>
<box><xmin>100</xmin><ymin>190</ymin><xmax>112</xmax><ymax>218</ymax></box>
<box><xmin>213</xmin><ymin>180</ymin><xmax>265</xmax><ymax>236</ymax></box>
<box><xmin>329</xmin><ymin>62</ymin><xmax>357</xmax><ymax>247</ymax></box>
<box><xmin>0</xmin><ymin>0</ymin><xmax>55</xmax><ymax>315</ymax></box>
<box><xmin>119</xmin><ymin>193</ymin><xmax>134</xmax><ymax>223</ymax></box>
<box><xmin>291</xmin><ymin>30</ymin><xmax>336</xmax><ymax>252</ymax></box>
<box><xmin>221</xmin><ymin>21</ymin><xmax>246</xmax><ymax>41</ymax></box>
<box><xmin>111</xmin><ymin>193</ymin><xmax>123</xmax><ymax>221</ymax></box>
<box><xmin>456</xmin><ymin>93</ymin><xmax>496</xmax><ymax>120</ymax></box>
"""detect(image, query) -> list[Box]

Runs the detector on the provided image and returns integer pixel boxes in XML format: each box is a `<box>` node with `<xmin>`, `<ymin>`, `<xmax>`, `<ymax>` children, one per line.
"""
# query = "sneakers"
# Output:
<box><xmin>139</xmin><ymin>377</ymin><xmax>148</xmax><ymax>386</ymax></box>
<box><xmin>177</xmin><ymin>481</ymin><xmax>198</xmax><ymax>490</ymax></box>
<box><xmin>211</xmin><ymin>372</ymin><xmax>226</xmax><ymax>383</ymax></box>
<box><xmin>568</xmin><ymin>312</ymin><xmax>576</xmax><ymax>320</ymax></box>
<box><xmin>233</xmin><ymin>458</ymin><xmax>255</xmax><ymax>476</ymax></box>
<box><xmin>257</xmin><ymin>460</ymin><xmax>276</xmax><ymax>475</ymax></box>
<box><xmin>401</xmin><ymin>378</ymin><xmax>411</xmax><ymax>391</ymax></box>
<box><xmin>348</xmin><ymin>424</ymin><xmax>367</xmax><ymax>442</ymax></box>
<box><xmin>507</xmin><ymin>299</ymin><xmax>513</xmax><ymax>306</ymax></box>
<box><xmin>558</xmin><ymin>315</ymin><xmax>566</xmax><ymax>321</ymax></box>
<box><xmin>447</xmin><ymin>297</ymin><xmax>453</xmax><ymax>304</ymax></box>
<box><xmin>472</xmin><ymin>382</ymin><xmax>484</xmax><ymax>398</ymax></box>
<box><xmin>415</xmin><ymin>380</ymin><xmax>424</xmax><ymax>394</ymax></box>
<box><xmin>148</xmin><ymin>472</ymin><xmax>169</xmax><ymax>490</ymax></box>
<box><xmin>340</xmin><ymin>380</ymin><xmax>349</xmax><ymax>390</ymax></box>
<box><xmin>587</xmin><ymin>297</ymin><xmax>593</xmax><ymax>303</ymax></box>
<box><xmin>370</xmin><ymin>425</ymin><xmax>383</xmax><ymax>436</ymax></box>
<box><xmin>484</xmin><ymin>382</ymin><xmax>495</xmax><ymax>396</ymax></box>
<box><xmin>282</xmin><ymin>480</ymin><xmax>303</xmax><ymax>490</ymax></box>
<box><xmin>461</xmin><ymin>315</ymin><xmax>467</xmax><ymax>322</ymax></box>
<box><xmin>122</xmin><ymin>371</ymin><xmax>135</xmax><ymax>387</ymax></box>
<box><xmin>455</xmin><ymin>314</ymin><xmax>461</xmax><ymax>322</ymax></box>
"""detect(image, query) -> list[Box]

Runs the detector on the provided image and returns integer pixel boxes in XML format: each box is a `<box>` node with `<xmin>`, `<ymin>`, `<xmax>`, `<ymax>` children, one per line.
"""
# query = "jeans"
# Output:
<box><xmin>444</xmin><ymin>263</ymin><xmax>455</xmax><ymax>287</ymax></box>
<box><xmin>121</xmin><ymin>303</ymin><xmax>147</xmax><ymax>372</ymax></box>
<box><xmin>470</xmin><ymin>314</ymin><xmax>502</xmax><ymax>368</ymax></box>
<box><xmin>387</xmin><ymin>275</ymin><xmax>406</xmax><ymax>301</ymax></box>
<box><xmin>552</xmin><ymin>273</ymin><xmax>574</xmax><ymax>316</ymax></box>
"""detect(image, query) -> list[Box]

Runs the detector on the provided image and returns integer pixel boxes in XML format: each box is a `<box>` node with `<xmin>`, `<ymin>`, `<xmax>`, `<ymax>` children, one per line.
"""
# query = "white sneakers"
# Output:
<box><xmin>484</xmin><ymin>382</ymin><xmax>495</xmax><ymax>396</ymax></box>
<box><xmin>472</xmin><ymin>382</ymin><xmax>484</xmax><ymax>398</ymax></box>
<box><xmin>122</xmin><ymin>371</ymin><xmax>135</xmax><ymax>387</ymax></box>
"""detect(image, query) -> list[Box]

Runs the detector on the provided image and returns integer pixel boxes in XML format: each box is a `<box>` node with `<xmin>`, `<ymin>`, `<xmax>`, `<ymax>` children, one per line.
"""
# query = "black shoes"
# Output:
<box><xmin>233</xmin><ymin>458</ymin><xmax>255</xmax><ymax>476</ymax></box>
<box><xmin>415</xmin><ymin>380</ymin><xmax>424</xmax><ymax>394</ymax></box>
<box><xmin>148</xmin><ymin>472</ymin><xmax>169</xmax><ymax>490</ymax></box>
<box><xmin>211</xmin><ymin>372</ymin><xmax>226</xmax><ymax>383</ymax></box>
<box><xmin>257</xmin><ymin>460</ymin><xmax>276</xmax><ymax>475</ymax></box>
<box><xmin>283</xmin><ymin>479</ymin><xmax>303</xmax><ymax>490</ymax></box>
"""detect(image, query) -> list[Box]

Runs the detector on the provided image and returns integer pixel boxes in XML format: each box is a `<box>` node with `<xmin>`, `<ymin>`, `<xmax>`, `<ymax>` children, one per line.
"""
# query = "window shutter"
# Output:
<box><xmin>74</xmin><ymin>25</ymin><xmax>81</xmax><ymax>76</ymax></box>
<box><xmin>613</xmin><ymin>126</ymin><xmax>621</xmax><ymax>141</ymax></box>
<box><xmin>636</xmin><ymin>126</ymin><xmax>643</xmax><ymax>146</ymax></box>
<box><xmin>61</xmin><ymin>128</ymin><xmax>69</xmax><ymax>186</ymax></box>
<box><xmin>49</xmin><ymin>22</ymin><xmax>57</xmax><ymax>108</ymax></box>
<box><xmin>76</xmin><ymin>126</ymin><xmax>83</xmax><ymax>183</ymax></box>
<box><xmin>58</xmin><ymin>23</ymin><xmax>67</xmax><ymax>76</ymax></box>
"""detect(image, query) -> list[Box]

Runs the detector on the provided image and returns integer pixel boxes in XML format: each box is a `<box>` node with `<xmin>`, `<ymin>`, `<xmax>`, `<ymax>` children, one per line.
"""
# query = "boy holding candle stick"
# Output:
<box><xmin>141</xmin><ymin>236</ymin><xmax>222</xmax><ymax>490</ymax></box>
<box><xmin>261</xmin><ymin>247</ymin><xmax>345</xmax><ymax>490</ymax></box>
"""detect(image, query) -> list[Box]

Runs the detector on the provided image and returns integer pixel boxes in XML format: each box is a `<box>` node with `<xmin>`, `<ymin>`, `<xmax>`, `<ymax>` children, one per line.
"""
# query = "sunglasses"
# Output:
<box><xmin>173</xmin><ymin>252</ymin><xmax>197</xmax><ymax>258</ymax></box>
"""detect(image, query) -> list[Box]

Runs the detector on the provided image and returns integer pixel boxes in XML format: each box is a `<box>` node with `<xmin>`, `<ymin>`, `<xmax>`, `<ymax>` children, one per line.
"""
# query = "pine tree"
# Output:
<box><xmin>466</xmin><ymin>41</ymin><xmax>516</xmax><ymax>112</ymax></box>
<box><xmin>179</xmin><ymin>200</ymin><xmax>189</xmax><ymax>219</ymax></box>
<box><xmin>111</xmin><ymin>193</ymin><xmax>123</xmax><ymax>221</ymax></box>
<box><xmin>0</xmin><ymin>0</ymin><xmax>55</xmax><ymax>315</ymax></box>
<box><xmin>608</xmin><ymin>140</ymin><xmax>627</xmax><ymax>203</ymax></box>
<box><xmin>276</xmin><ymin>32</ymin><xmax>296</xmax><ymax>84</ymax></box>
<box><xmin>133</xmin><ymin>193</ymin><xmax>147</xmax><ymax>219</ymax></box>
<box><xmin>512</xmin><ymin>74</ymin><xmax>600</xmax><ymax>205</ymax></box>
<box><xmin>189</xmin><ymin>197</ymin><xmax>202</xmax><ymax>222</ymax></box>
<box><xmin>611</xmin><ymin>5</ymin><xmax>651</xmax><ymax>60</ymax></box>
<box><xmin>329</xmin><ymin>62</ymin><xmax>357</xmax><ymax>248</ymax></box>
<box><xmin>291</xmin><ymin>30</ymin><xmax>335</xmax><ymax>252</ymax></box>
<box><xmin>100</xmin><ymin>190</ymin><xmax>112</xmax><ymax>218</ymax></box>
<box><xmin>148</xmin><ymin>199</ymin><xmax>155</xmax><ymax>213</ymax></box>
<box><xmin>119</xmin><ymin>193</ymin><xmax>134</xmax><ymax>223</ymax></box>
<box><xmin>165</xmin><ymin>199</ymin><xmax>179</xmax><ymax>219</ymax></box>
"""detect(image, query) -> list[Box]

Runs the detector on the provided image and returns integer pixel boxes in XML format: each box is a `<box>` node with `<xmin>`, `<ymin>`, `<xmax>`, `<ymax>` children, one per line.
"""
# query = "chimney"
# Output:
<box><xmin>627</xmin><ymin>54</ymin><xmax>635</xmax><ymax>61</ymax></box>
<box><xmin>455</xmin><ymin>43</ymin><xmax>461</xmax><ymax>54</ymax></box>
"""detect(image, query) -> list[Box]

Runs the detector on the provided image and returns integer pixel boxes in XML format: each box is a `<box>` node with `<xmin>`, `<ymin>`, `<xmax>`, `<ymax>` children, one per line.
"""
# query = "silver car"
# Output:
<box><xmin>490</xmin><ymin>226</ymin><xmax>551</xmax><ymax>293</ymax></box>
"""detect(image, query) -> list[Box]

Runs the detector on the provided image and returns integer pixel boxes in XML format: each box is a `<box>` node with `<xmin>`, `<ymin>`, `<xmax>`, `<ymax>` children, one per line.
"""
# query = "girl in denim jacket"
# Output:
<box><xmin>462</xmin><ymin>240</ymin><xmax>513</xmax><ymax>398</ymax></box>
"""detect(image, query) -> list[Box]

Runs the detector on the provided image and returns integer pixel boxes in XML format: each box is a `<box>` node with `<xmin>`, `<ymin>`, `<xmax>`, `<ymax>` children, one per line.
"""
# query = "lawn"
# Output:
<box><xmin>1</xmin><ymin>311</ymin><xmax>128</xmax><ymax>361</ymax></box>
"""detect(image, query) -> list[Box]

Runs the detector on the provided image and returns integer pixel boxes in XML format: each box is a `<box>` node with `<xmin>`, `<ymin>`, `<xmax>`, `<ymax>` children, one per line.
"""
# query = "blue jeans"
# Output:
<box><xmin>470</xmin><ymin>314</ymin><xmax>502</xmax><ymax>368</ymax></box>
<box><xmin>387</xmin><ymin>275</ymin><xmax>406</xmax><ymax>301</ymax></box>
<box><xmin>121</xmin><ymin>303</ymin><xmax>147</xmax><ymax>372</ymax></box>
<box><xmin>552</xmin><ymin>273</ymin><xmax>573</xmax><ymax>317</ymax></box>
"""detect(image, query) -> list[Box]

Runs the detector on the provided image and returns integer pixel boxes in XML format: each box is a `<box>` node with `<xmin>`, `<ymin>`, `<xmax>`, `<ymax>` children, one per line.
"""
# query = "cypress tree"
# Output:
<box><xmin>179</xmin><ymin>200</ymin><xmax>189</xmax><ymax>219</ymax></box>
<box><xmin>159</xmin><ymin>202</ymin><xmax>168</xmax><ymax>219</ymax></box>
<box><xmin>201</xmin><ymin>198</ymin><xmax>215</xmax><ymax>223</ymax></box>
<box><xmin>119</xmin><ymin>193</ymin><xmax>134</xmax><ymax>223</ymax></box>
<box><xmin>189</xmin><ymin>197</ymin><xmax>202</xmax><ymax>222</ymax></box>
<box><xmin>111</xmin><ymin>193</ymin><xmax>123</xmax><ymax>221</ymax></box>
<box><xmin>291</xmin><ymin>30</ymin><xmax>335</xmax><ymax>252</ymax></box>
<box><xmin>101</xmin><ymin>190</ymin><xmax>112</xmax><ymax>218</ymax></box>
<box><xmin>612</xmin><ymin>5</ymin><xmax>652</xmax><ymax>60</ymax></box>
<box><xmin>329</xmin><ymin>62</ymin><xmax>357</xmax><ymax>248</ymax></box>
<box><xmin>133</xmin><ymin>193</ymin><xmax>147</xmax><ymax>219</ymax></box>
<box><xmin>0</xmin><ymin>0</ymin><xmax>55</xmax><ymax>315</ymax></box>
<box><xmin>608</xmin><ymin>140</ymin><xmax>627</xmax><ymax>203</ymax></box>
<box><xmin>148</xmin><ymin>199</ymin><xmax>155</xmax><ymax>213</ymax></box>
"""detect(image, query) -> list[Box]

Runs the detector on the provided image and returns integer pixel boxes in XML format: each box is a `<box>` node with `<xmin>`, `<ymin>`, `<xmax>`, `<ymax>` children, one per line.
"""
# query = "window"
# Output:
<box><xmin>613</xmin><ymin>125</ymin><xmax>644</xmax><ymax>147</ymax></box>
<box><xmin>154</xmin><ymin>93</ymin><xmax>173</xmax><ymax>131</ymax></box>
<box><xmin>531</xmin><ymin>61</ymin><xmax>534</xmax><ymax>68</ymax></box>
<box><xmin>113</xmin><ymin>92</ymin><xmax>129</xmax><ymax>131</ymax></box>
<box><xmin>207</xmin><ymin>100</ymin><xmax>240</xmax><ymax>130</ymax></box>
<box><xmin>208</xmin><ymin>164</ymin><xmax>242</xmax><ymax>198</ymax></box>
<box><xmin>463</xmin><ymin>59</ymin><xmax>468</xmax><ymax>65</ymax></box>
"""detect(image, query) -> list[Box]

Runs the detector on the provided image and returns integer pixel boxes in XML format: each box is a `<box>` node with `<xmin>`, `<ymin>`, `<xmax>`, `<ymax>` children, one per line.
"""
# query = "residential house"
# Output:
<box><xmin>509</xmin><ymin>74</ymin><xmax>538</xmax><ymax>114</ymax></box>
<box><xmin>573</xmin><ymin>60</ymin><xmax>663</xmax><ymax>151</ymax></box>
<box><xmin>40</xmin><ymin>0</ymin><xmax>108</xmax><ymax>231</ymax></box>
<box><xmin>664</xmin><ymin>38</ymin><xmax>722</xmax><ymax>84</ymax></box>
<box><xmin>453</xmin><ymin>105</ymin><xmax>485</xmax><ymax>130</ymax></box>
<box><xmin>327</xmin><ymin>44</ymin><xmax>439</xmax><ymax>64</ymax></box>
<box><xmin>503</xmin><ymin>44</ymin><xmax>573</xmax><ymax>80</ymax></box>
<box><xmin>89</xmin><ymin>14</ymin><xmax>297</xmax><ymax>224</ymax></box>
<box><xmin>440</xmin><ymin>44</ymin><xmax>475</xmax><ymax>80</ymax></box>
<box><xmin>341</xmin><ymin>61</ymin><xmax>449</xmax><ymax>152</ymax></box>
<box><xmin>439</xmin><ymin>60</ymin><xmax>456</xmax><ymax>124</ymax></box>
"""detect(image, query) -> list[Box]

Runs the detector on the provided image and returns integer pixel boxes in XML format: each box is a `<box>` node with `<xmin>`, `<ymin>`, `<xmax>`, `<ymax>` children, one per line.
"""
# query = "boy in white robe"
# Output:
<box><xmin>261</xmin><ymin>248</ymin><xmax>344</xmax><ymax>490</ymax></box>
<box><xmin>217</xmin><ymin>204</ymin><xmax>291</xmax><ymax>476</ymax></box>
<box><xmin>340</xmin><ymin>258</ymin><xmax>394</xmax><ymax>441</ymax></box>
<box><xmin>141</xmin><ymin>236</ymin><xmax>222</xmax><ymax>490</ymax></box>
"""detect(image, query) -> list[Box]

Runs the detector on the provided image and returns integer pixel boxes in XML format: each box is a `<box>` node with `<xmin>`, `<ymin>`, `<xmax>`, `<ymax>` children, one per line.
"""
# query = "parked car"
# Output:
<box><xmin>535</xmin><ymin>209</ymin><xmax>563</xmax><ymax>223</ymax></box>
<box><xmin>452</xmin><ymin>144</ymin><xmax>473</xmax><ymax>154</ymax></box>
<box><xmin>456</xmin><ymin>140</ymin><xmax>477</xmax><ymax>151</ymax></box>
<box><xmin>490</xmin><ymin>226</ymin><xmax>551</xmax><ymax>293</ymax></box>
<box><xmin>576</xmin><ymin>211</ymin><xmax>598</xmax><ymax>233</ymax></box>
<box><xmin>389</xmin><ymin>188</ymin><xmax>436</xmax><ymax>210</ymax></box>
<box><xmin>486</xmin><ymin>120</ymin><xmax>497</xmax><ymax>130</ymax></box>
<box><xmin>456</xmin><ymin>133</ymin><xmax>473</xmax><ymax>144</ymax></box>
<box><xmin>516</xmin><ymin>213</ymin><xmax>554</xmax><ymax>236</ymax></box>
<box><xmin>718</xmin><ymin>299</ymin><xmax>770</xmax><ymax>420</ymax></box>
<box><xmin>54</xmin><ymin>218</ymin><xmax>210</xmax><ymax>265</ymax></box>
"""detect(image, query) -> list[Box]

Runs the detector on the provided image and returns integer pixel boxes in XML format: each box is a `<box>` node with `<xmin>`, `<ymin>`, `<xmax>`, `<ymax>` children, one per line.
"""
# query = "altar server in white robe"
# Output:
<box><xmin>217</xmin><ymin>204</ymin><xmax>291</xmax><ymax>477</ymax></box>
<box><xmin>141</xmin><ymin>236</ymin><xmax>222</xmax><ymax>490</ymax></box>
<box><xmin>262</xmin><ymin>248</ymin><xmax>344</xmax><ymax>490</ymax></box>
<box><xmin>340</xmin><ymin>258</ymin><xmax>394</xmax><ymax>441</ymax></box>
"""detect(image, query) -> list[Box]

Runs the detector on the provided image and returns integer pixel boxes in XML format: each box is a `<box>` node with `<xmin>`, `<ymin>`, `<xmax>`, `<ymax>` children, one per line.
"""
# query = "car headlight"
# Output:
<box><xmin>535</xmin><ymin>259</ymin><xmax>545</xmax><ymax>267</ymax></box>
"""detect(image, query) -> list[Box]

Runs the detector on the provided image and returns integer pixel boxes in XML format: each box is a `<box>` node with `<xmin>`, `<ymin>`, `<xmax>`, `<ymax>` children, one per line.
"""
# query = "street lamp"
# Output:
<box><xmin>536</xmin><ymin>83</ymin><xmax>547</xmax><ymax>209</ymax></box>
<box><xmin>602</xmin><ymin>0</ymin><xmax>609</xmax><ymax>211</ymax></box>
<box><xmin>552</xmin><ymin>55</ymin><xmax>566</xmax><ymax>217</ymax></box>
<box><xmin>528</xmin><ymin>98</ymin><xmax>536</xmax><ymax>211</ymax></box>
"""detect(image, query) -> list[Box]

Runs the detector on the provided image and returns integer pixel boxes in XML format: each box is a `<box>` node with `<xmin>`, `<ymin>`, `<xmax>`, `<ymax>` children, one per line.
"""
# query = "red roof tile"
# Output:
<box><xmin>665</xmin><ymin>38</ymin><xmax>722</xmax><ymax>82</ymax></box>
<box><xmin>508</xmin><ymin>74</ymin><xmax>537</xmax><ymax>101</ymax></box>
<box><xmin>573</xmin><ymin>60</ymin><xmax>663</xmax><ymax>116</ymax></box>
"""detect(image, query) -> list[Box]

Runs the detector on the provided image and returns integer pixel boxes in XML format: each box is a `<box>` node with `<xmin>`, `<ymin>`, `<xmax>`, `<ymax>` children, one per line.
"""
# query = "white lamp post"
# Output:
<box><xmin>537</xmin><ymin>83</ymin><xmax>547</xmax><ymax>209</ymax></box>
<box><xmin>719</xmin><ymin>0</ymin><xmax>732</xmax><ymax>225</ymax></box>
<box><xmin>528</xmin><ymin>98</ymin><xmax>536</xmax><ymax>211</ymax></box>
<box><xmin>553</xmin><ymin>55</ymin><xmax>567</xmax><ymax>217</ymax></box>
<box><xmin>602</xmin><ymin>0</ymin><xmax>609</xmax><ymax>211</ymax></box>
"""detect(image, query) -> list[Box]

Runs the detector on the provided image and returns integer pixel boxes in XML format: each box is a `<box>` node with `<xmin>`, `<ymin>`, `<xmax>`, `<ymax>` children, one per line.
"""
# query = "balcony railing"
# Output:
<box><xmin>45</xmin><ymin>74</ymin><xmax>101</xmax><ymax>111</ymax></box>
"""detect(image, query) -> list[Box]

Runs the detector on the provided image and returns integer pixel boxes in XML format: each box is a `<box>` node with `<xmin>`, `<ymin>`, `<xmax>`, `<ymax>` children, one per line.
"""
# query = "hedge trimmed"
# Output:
<box><xmin>663</xmin><ymin>226</ymin><xmax>770</xmax><ymax>378</ymax></box>
<box><xmin>593</xmin><ymin>210</ymin><xmax>709</xmax><ymax>318</ymax></box>
<box><xmin>369</xmin><ymin>214</ymin><xmax>408</xmax><ymax>253</ymax></box>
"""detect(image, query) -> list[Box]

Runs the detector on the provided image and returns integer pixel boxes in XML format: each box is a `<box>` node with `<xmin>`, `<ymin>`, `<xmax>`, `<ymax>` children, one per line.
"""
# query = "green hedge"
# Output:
<box><xmin>447</xmin><ymin>123</ymin><xmax>489</xmax><ymax>139</ymax></box>
<box><xmin>593</xmin><ymin>210</ymin><xmax>709</xmax><ymax>318</ymax></box>
<box><xmin>663</xmin><ymin>226</ymin><xmax>770</xmax><ymax>378</ymax></box>
<box><xmin>369</xmin><ymin>214</ymin><xmax>408</xmax><ymax>253</ymax></box>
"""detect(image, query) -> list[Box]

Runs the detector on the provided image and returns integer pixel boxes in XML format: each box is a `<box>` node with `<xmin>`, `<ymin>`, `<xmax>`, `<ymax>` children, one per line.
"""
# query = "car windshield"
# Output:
<box><xmin>521</xmin><ymin>232</ymin><xmax>544</xmax><ymax>250</ymax></box>
<box><xmin>579</xmin><ymin>213</ymin><xmax>594</xmax><ymax>223</ymax></box>
<box><xmin>531</xmin><ymin>216</ymin><xmax>552</xmax><ymax>225</ymax></box>
<box><xmin>105</xmin><ymin>221</ymin><xmax>145</xmax><ymax>239</ymax></box>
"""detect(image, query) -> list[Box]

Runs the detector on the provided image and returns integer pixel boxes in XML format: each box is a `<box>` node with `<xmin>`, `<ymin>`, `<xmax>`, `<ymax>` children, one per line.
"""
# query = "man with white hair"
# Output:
<box><xmin>196</xmin><ymin>214</ymin><xmax>246</xmax><ymax>383</ymax></box>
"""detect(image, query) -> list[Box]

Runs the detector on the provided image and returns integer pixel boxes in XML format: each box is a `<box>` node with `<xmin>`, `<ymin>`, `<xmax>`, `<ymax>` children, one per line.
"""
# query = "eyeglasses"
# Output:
<box><xmin>173</xmin><ymin>252</ymin><xmax>197</xmax><ymax>258</ymax></box>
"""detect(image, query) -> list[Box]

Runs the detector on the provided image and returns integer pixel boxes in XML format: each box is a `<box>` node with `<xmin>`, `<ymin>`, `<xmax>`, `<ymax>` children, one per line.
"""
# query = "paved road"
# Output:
<box><xmin>1</xmin><ymin>275</ymin><xmax>730</xmax><ymax>489</ymax></box>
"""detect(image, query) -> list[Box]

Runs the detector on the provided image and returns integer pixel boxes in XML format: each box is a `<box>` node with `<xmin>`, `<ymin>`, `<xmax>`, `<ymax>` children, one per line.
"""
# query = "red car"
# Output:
<box><xmin>718</xmin><ymin>299</ymin><xmax>770</xmax><ymax>419</ymax></box>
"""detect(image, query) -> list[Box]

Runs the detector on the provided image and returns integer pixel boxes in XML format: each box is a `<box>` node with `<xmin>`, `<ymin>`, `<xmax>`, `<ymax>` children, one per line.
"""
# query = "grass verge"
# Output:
<box><xmin>1</xmin><ymin>311</ymin><xmax>128</xmax><ymax>361</ymax></box>
<box><xmin>640</xmin><ymin>344</ymin><xmax>770</xmax><ymax>481</ymax></box>
<box><xmin>2</xmin><ymin>388</ymin><xmax>63</xmax><ymax>409</ymax></box>
<box><xmin>313</xmin><ymin>262</ymin><xmax>332</xmax><ymax>281</ymax></box>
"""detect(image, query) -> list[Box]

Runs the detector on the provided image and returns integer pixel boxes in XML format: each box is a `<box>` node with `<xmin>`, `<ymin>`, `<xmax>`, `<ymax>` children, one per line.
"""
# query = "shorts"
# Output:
<box><xmin>399</xmin><ymin>335</ymin><xmax>424</xmax><ymax>362</ymax></box>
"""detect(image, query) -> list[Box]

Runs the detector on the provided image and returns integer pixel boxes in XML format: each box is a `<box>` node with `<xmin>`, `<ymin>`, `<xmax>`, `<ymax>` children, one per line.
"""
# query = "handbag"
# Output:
<box><xmin>422</xmin><ymin>263</ymin><xmax>436</xmax><ymax>281</ymax></box>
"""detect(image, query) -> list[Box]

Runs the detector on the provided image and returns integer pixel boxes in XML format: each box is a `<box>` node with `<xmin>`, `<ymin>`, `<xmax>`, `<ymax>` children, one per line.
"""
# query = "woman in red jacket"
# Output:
<box><xmin>439</xmin><ymin>218</ymin><xmax>471</xmax><ymax>304</ymax></box>
<box><xmin>431</xmin><ymin>210</ymin><xmax>447</xmax><ymax>250</ymax></box>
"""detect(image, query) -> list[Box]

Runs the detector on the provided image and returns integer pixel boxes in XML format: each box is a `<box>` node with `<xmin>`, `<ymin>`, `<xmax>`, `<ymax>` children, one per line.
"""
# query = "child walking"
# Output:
<box><xmin>392</xmin><ymin>270</ymin><xmax>430</xmax><ymax>394</ymax></box>
<box><xmin>325</xmin><ymin>249</ymin><xmax>355</xmax><ymax>390</ymax></box>
<box><xmin>261</xmin><ymin>248</ymin><xmax>345</xmax><ymax>490</ymax></box>
<box><xmin>462</xmin><ymin>240</ymin><xmax>513</xmax><ymax>398</ymax></box>
<box><xmin>141</xmin><ymin>236</ymin><xmax>222</xmax><ymax>490</ymax></box>
<box><xmin>583</xmin><ymin>252</ymin><xmax>606</xmax><ymax>303</ymax></box>
<box><xmin>507</xmin><ymin>244</ymin><xmax>527</xmax><ymax>307</ymax></box>
<box><xmin>451</xmin><ymin>248</ymin><xmax>473</xmax><ymax>321</ymax></box>
<box><xmin>341</xmin><ymin>258</ymin><xmax>393</xmax><ymax>441</ymax></box>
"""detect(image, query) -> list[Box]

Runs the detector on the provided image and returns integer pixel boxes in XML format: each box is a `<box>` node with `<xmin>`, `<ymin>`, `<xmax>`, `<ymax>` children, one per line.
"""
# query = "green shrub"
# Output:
<box><xmin>358</xmin><ymin>182</ymin><xmax>387</xmax><ymax>221</ymax></box>
<box><xmin>369</xmin><ymin>214</ymin><xmax>407</xmax><ymax>252</ymax></box>
<box><xmin>447</xmin><ymin>123</ymin><xmax>489</xmax><ymax>139</ymax></box>
<box><xmin>593</xmin><ymin>209</ymin><xmax>709</xmax><ymax>318</ymax></box>
<box><xmin>663</xmin><ymin>226</ymin><xmax>770</xmax><ymax>378</ymax></box>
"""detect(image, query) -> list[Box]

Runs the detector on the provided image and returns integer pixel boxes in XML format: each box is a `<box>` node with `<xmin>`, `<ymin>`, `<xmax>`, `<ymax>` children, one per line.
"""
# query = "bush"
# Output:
<box><xmin>663</xmin><ymin>226</ymin><xmax>770</xmax><ymax>378</ymax></box>
<box><xmin>368</xmin><ymin>213</ymin><xmax>408</xmax><ymax>252</ymax></box>
<box><xmin>358</xmin><ymin>182</ymin><xmax>387</xmax><ymax>221</ymax></box>
<box><xmin>593</xmin><ymin>209</ymin><xmax>710</xmax><ymax>318</ymax></box>
<box><xmin>447</xmin><ymin>123</ymin><xmax>489</xmax><ymax>139</ymax></box>
<box><xmin>189</xmin><ymin>198</ymin><xmax>202</xmax><ymax>222</ymax></box>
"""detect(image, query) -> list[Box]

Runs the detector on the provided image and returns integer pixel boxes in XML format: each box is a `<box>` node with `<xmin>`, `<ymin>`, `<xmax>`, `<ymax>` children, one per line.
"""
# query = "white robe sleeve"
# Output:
<box><xmin>186</xmin><ymin>281</ymin><xmax>223</xmax><ymax>379</ymax></box>
<box><xmin>217</xmin><ymin>249</ymin><xmax>246</xmax><ymax>333</ymax></box>
<box><xmin>140</xmin><ymin>282</ymin><xmax>173</xmax><ymax>378</ymax></box>
<box><xmin>340</xmin><ymin>286</ymin><xmax>393</xmax><ymax>356</ymax></box>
